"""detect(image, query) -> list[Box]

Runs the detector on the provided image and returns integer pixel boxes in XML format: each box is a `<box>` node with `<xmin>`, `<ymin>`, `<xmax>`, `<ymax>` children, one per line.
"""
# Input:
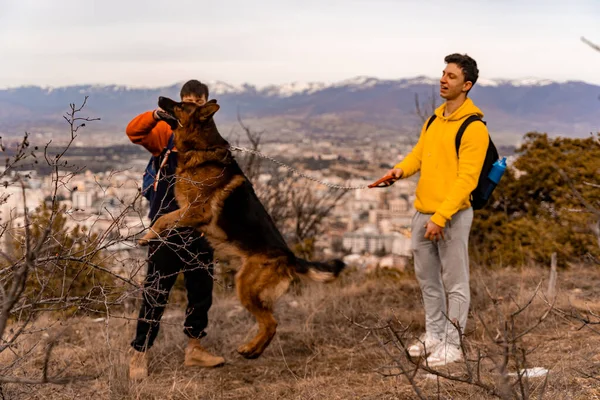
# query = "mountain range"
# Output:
<box><xmin>0</xmin><ymin>76</ymin><xmax>598</xmax><ymax>146</ymax></box>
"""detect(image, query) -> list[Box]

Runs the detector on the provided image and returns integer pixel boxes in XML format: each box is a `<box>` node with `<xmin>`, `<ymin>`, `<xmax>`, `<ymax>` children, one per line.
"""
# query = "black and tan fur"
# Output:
<box><xmin>138</xmin><ymin>97</ymin><xmax>345</xmax><ymax>359</ymax></box>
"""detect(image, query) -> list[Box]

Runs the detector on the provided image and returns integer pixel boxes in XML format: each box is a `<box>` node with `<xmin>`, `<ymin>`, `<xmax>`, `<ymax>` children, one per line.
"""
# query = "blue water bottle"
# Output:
<box><xmin>484</xmin><ymin>157</ymin><xmax>507</xmax><ymax>200</ymax></box>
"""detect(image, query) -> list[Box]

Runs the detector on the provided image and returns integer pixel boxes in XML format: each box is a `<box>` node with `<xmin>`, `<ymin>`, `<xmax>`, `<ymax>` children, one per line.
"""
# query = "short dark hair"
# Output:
<box><xmin>444</xmin><ymin>53</ymin><xmax>479</xmax><ymax>86</ymax></box>
<box><xmin>180</xmin><ymin>80</ymin><xmax>209</xmax><ymax>99</ymax></box>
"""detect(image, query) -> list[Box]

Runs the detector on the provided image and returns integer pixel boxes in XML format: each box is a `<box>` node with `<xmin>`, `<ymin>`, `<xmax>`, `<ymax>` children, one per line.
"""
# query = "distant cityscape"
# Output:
<box><xmin>0</xmin><ymin>138</ymin><xmax>421</xmax><ymax>273</ymax></box>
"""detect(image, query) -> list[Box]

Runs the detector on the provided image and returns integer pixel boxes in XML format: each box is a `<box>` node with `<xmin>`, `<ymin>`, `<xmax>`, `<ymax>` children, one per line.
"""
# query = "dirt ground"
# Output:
<box><xmin>3</xmin><ymin>265</ymin><xmax>600</xmax><ymax>399</ymax></box>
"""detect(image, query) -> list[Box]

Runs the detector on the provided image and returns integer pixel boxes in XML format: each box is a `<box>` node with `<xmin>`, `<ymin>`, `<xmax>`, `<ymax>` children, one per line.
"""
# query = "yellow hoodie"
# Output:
<box><xmin>395</xmin><ymin>98</ymin><xmax>488</xmax><ymax>227</ymax></box>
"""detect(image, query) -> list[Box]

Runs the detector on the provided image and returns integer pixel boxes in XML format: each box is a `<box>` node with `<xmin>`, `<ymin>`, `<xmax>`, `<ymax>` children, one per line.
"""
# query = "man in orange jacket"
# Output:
<box><xmin>126</xmin><ymin>80</ymin><xmax>225</xmax><ymax>380</ymax></box>
<box><xmin>371</xmin><ymin>54</ymin><xmax>488</xmax><ymax>367</ymax></box>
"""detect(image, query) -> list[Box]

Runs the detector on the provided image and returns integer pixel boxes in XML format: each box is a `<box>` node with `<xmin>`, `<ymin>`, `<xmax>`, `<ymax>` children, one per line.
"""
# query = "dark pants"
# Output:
<box><xmin>131</xmin><ymin>229</ymin><xmax>215</xmax><ymax>352</ymax></box>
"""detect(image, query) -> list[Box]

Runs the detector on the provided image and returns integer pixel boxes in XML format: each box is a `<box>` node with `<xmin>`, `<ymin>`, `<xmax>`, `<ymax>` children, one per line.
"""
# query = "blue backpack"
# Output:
<box><xmin>142</xmin><ymin>134</ymin><xmax>176</xmax><ymax>206</ymax></box>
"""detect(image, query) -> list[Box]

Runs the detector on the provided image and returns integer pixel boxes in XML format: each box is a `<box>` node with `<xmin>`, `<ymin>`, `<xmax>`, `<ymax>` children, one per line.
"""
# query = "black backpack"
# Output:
<box><xmin>425</xmin><ymin>115</ymin><xmax>500</xmax><ymax>210</ymax></box>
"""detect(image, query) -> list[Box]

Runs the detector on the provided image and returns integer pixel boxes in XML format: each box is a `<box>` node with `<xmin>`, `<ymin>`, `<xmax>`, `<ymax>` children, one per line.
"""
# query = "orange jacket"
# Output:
<box><xmin>125</xmin><ymin>111</ymin><xmax>174</xmax><ymax>156</ymax></box>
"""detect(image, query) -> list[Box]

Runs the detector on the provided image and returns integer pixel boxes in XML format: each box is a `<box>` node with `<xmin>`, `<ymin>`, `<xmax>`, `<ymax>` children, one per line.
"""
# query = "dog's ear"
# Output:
<box><xmin>206</xmin><ymin>99</ymin><xmax>218</xmax><ymax>104</ymax></box>
<box><xmin>197</xmin><ymin>102</ymin><xmax>220</xmax><ymax>121</ymax></box>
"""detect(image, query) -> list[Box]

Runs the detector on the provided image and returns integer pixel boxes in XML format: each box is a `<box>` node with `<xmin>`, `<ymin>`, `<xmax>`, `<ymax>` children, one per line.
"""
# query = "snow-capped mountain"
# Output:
<box><xmin>0</xmin><ymin>76</ymin><xmax>597</xmax><ymax>145</ymax></box>
<box><xmin>202</xmin><ymin>76</ymin><xmax>564</xmax><ymax>96</ymax></box>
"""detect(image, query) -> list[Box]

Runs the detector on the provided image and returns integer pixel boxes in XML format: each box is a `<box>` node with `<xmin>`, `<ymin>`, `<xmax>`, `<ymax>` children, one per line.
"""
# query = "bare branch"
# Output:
<box><xmin>511</xmin><ymin>281</ymin><xmax>542</xmax><ymax>318</ymax></box>
<box><xmin>582</xmin><ymin>36</ymin><xmax>600</xmax><ymax>52</ymax></box>
<box><xmin>236</xmin><ymin>111</ymin><xmax>264</xmax><ymax>182</ymax></box>
<box><xmin>574</xmin><ymin>368</ymin><xmax>600</xmax><ymax>383</ymax></box>
<box><xmin>414</xmin><ymin>86</ymin><xmax>438</xmax><ymax>125</ymax></box>
<box><xmin>0</xmin><ymin>97</ymin><xmax>107</xmax><ymax>379</ymax></box>
<box><xmin>583</xmin><ymin>181</ymin><xmax>600</xmax><ymax>189</ymax></box>
<box><xmin>557</xmin><ymin>168</ymin><xmax>600</xmax><ymax>218</ymax></box>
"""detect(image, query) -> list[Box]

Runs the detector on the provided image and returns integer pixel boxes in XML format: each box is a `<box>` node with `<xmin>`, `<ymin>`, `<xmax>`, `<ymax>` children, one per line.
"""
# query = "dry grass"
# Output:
<box><xmin>3</xmin><ymin>265</ymin><xmax>600</xmax><ymax>399</ymax></box>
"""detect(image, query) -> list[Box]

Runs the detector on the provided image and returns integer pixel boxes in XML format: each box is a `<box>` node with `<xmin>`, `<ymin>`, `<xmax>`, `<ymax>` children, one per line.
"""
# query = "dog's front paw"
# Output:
<box><xmin>137</xmin><ymin>230</ymin><xmax>157</xmax><ymax>246</ymax></box>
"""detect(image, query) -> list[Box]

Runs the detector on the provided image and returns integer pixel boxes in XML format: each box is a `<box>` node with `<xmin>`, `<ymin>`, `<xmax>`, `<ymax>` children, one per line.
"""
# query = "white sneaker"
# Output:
<box><xmin>407</xmin><ymin>333</ymin><xmax>442</xmax><ymax>357</ymax></box>
<box><xmin>425</xmin><ymin>342</ymin><xmax>463</xmax><ymax>367</ymax></box>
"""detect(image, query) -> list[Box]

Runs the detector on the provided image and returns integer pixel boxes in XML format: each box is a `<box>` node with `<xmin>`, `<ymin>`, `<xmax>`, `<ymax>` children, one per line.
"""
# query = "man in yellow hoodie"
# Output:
<box><xmin>371</xmin><ymin>54</ymin><xmax>488</xmax><ymax>366</ymax></box>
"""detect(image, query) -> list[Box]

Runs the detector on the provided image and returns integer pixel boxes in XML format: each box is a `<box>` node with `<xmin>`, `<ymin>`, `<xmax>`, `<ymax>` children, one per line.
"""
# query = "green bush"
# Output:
<box><xmin>470</xmin><ymin>132</ymin><xmax>600</xmax><ymax>268</ymax></box>
<box><xmin>8</xmin><ymin>202</ymin><xmax>124</xmax><ymax>316</ymax></box>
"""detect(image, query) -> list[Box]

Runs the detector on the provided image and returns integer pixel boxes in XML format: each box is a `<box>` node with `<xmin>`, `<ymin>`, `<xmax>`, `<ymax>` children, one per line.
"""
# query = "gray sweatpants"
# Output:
<box><xmin>411</xmin><ymin>208</ymin><xmax>473</xmax><ymax>346</ymax></box>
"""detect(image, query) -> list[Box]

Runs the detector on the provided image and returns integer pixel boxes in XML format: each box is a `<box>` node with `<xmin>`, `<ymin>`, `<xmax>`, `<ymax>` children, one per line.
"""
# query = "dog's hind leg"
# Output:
<box><xmin>235</xmin><ymin>257</ymin><xmax>292</xmax><ymax>359</ymax></box>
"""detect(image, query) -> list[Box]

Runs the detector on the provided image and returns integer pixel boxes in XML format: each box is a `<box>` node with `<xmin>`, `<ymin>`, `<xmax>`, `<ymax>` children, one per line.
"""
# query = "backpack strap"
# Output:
<box><xmin>455</xmin><ymin>115</ymin><xmax>486</xmax><ymax>157</ymax></box>
<box><xmin>425</xmin><ymin>115</ymin><xmax>437</xmax><ymax>131</ymax></box>
<box><xmin>153</xmin><ymin>134</ymin><xmax>176</xmax><ymax>191</ymax></box>
<box><xmin>166</xmin><ymin>133</ymin><xmax>176</xmax><ymax>151</ymax></box>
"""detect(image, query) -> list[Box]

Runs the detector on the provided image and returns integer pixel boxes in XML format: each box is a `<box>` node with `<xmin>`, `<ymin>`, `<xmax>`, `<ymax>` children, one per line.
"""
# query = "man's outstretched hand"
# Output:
<box><xmin>368</xmin><ymin>168</ymin><xmax>403</xmax><ymax>188</ymax></box>
<box><xmin>153</xmin><ymin>107</ymin><xmax>180</xmax><ymax>130</ymax></box>
<box><xmin>153</xmin><ymin>108</ymin><xmax>175</xmax><ymax>122</ymax></box>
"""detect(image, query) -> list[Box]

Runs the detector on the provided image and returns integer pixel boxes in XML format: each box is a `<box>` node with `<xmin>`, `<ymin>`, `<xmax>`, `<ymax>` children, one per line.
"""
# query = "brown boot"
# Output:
<box><xmin>184</xmin><ymin>338</ymin><xmax>225</xmax><ymax>368</ymax></box>
<box><xmin>128</xmin><ymin>349</ymin><xmax>148</xmax><ymax>380</ymax></box>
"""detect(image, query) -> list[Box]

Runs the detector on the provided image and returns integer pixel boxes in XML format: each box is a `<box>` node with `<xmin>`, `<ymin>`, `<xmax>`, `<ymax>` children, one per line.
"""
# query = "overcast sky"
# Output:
<box><xmin>0</xmin><ymin>0</ymin><xmax>598</xmax><ymax>88</ymax></box>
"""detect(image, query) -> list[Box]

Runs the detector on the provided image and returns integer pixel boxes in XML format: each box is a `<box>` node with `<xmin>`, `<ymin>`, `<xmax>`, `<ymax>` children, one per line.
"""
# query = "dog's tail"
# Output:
<box><xmin>293</xmin><ymin>257</ymin><xmax>345</xmax><ymax>283</ymax></box>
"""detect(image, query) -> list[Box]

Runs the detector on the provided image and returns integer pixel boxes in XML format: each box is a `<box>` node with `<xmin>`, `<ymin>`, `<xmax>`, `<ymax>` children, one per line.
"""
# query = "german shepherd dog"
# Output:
<box><xmin>138</xmin><ymin>97</ymin><xmax>345</xmax><ymax>359</ymax></box>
